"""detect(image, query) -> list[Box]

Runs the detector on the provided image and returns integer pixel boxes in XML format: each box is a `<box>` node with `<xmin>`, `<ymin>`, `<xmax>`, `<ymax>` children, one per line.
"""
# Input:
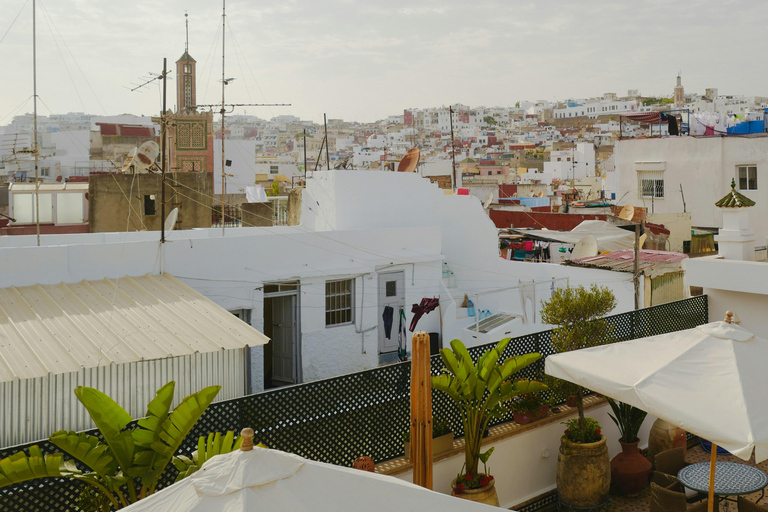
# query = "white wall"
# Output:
<box><xmin>615</xmin><ymin>136</ymin><xmax>768</xmax><ymax>241</ymax></box>
<box><xmin>393</xmin><ymin>402</ymin><xmax>657</xmax><ymax>510</ymax></box>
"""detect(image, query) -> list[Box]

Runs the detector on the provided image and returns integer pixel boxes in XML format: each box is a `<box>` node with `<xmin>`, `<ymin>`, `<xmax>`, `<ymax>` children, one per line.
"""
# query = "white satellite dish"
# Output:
<box><xmin>618</xmin><ymin>204</ymin><xmax>635</xmax><ymax>221</ymax></box>
<box><xmin>164</xmin><ymin>207</ymin><xmax>179</xmax><ymax>232</ymax></box>
<box><xmin>634</xmin><ymin>233</ymin><xmax>647</xmax><ymax>249</ymax></box>
<box><xmin>121</xmin><ymin>147</ymin><xmax>138</xmax><ymax>173</ymax></box>
<box><xmin>483</xmin><ymin>193</ymin><xmax>493</xmax><ymax>210</ymax></box>
<box><xmin>571</xmin><ymin>235</ymin><xmax>599</xmax><ymax>259</ymax></box>
<box><xmin>135</xmin><ymin>141</ymin><xmax>160</xmax><ymax>172</ymax></box>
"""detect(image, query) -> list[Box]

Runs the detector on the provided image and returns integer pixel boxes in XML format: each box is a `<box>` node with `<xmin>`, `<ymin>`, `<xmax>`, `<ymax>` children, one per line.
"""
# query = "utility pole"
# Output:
<box><xmin>324</xmin><ymin>113</ymin><xmax>330</xmax><ymax>170</ymax></box>
<box><xmin>449</xmin><ymin>106</ymin><xmax>457</xmax><ymax>190</ymax></box>
<box><xmin>633</xmin><ymin>223</ymin><xmax>640</xmax><ymax>310</ymax></box>
<box><xmin>220</xmin><ymin>0</ymin><xmax>226</xmax><ymax>236</ymax></box>
<box><xmin>303</xmin><ymin>129</ymin><xmax>307</xmax><ymax>178</ymax></box>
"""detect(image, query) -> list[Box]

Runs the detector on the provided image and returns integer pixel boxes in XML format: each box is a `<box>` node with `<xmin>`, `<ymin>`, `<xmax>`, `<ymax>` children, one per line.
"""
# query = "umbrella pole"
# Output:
<box><xmin>708</xmin><ymin>443</ymin><xmax>716</xmax><ymax>512</ymax></box>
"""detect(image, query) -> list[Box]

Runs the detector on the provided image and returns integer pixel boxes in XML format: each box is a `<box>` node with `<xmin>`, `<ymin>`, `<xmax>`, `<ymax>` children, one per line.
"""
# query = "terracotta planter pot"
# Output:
<box><xmin>611</xmin><ymin>439</ymin><xmax>652</xmax><ymax>496</ymax></box>
<box><xmin>557</xmin><ymin>435</ymin><xmax>610</xmax><ymax>508</ymax></box>
<box><xmin>404</xmin><ymin>432</ymin><xmax>454</xmax><ymax>461</ymax></box>
<box><xmin>451</xmin><ymin>476</ymin><xmax>500</xmax><ymax>507</ymax></box>
<box><xmin>648</xmin><ymin>418</ymin><xmax>687</xmax><ymax>467</ymax></box>
<box><xmin>513</xmin><ymin>404</ymin><xmax>550</xmax><ymax>425</ymax></box>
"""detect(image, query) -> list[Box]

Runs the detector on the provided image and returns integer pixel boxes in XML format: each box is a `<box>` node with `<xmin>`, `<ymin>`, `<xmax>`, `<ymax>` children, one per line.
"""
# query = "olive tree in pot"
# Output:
<box><xmin>541</xmin><ymin>284</ymin><xmax>616</xmax><ymax>508</ymax></box>
<box><xmin>432</xmin><ymin>338</ymin><xmax>546</xmax><ymax>507</ymax></box>
<box><xmin>607</xmin><ymin>398</ymin><xmax>651</xmax><ymax>496</ymax></box>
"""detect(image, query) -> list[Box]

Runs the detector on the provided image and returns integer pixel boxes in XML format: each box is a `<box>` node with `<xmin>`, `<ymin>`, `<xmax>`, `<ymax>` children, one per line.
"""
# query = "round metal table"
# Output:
<box><xmin>678</xmin><ymin>461</ymin><xmax>768</xmax><ymax>504</ymax></box>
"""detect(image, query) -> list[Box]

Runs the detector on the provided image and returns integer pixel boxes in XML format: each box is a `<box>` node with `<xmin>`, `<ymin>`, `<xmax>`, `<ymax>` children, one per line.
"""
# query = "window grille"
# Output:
<box><xmin>326</xmin><ymin>279</ymin><xmax>354</xmax><ymax>326</ymax></box>
<box><xmin>177</xmin><ymin>121</ymin><xmax>206</xmax><ymax>150</ymax></box>
<box><xmin>637</xmin><ymin>170</ymin><xmax>664</xmax><ymax>198</ymax></box>
<box><xmin>737</xmin><ymin>165</ymin><xmax>757</xmax><ymax>190</ymax></box>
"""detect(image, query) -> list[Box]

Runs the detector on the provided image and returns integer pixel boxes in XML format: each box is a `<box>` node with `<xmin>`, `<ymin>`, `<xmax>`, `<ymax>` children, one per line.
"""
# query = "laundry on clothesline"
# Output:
<box><xmin>382</xmin><ymin>306</ymin><xmax>394</xmax><ymax>340</ymax></box>
<box><xmin>409</xmin><ymin>297</ymin><xmax>440</xmax><ymax>332</ymax></box>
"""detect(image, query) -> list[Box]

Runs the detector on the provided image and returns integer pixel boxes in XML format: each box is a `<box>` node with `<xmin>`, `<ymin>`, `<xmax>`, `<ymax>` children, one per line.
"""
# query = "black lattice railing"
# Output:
<box><xmin>0</xmin><ymin>295</ymin><xmax>708</xmax><ymax>511</ymax></box>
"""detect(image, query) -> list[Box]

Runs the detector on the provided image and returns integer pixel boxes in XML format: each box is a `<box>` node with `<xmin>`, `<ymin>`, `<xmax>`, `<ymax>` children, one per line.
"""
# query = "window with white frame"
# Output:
<box><xmin>326</xmin><ymin>279</ymin><xmax>354</xmax><ymax>327</ymax></box>
<box><xmin>737</xmin><ymin>165</ymin><xmax>757</xmax><ymax>190</ymax></box>
<box><xmin>637</xmin><ymin>170</ymin><xmax>664</xmax><ymax>199</ymax></box>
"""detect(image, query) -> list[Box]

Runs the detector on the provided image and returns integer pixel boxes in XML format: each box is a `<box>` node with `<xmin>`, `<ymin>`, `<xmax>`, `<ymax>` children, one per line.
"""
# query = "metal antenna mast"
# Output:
<box><xmin>185</xmin><ymin>12</ymin><xmax>189</xmax><ymax>53</ymax></box>
<box><xmin>33</xmin><ymin>0</ymin><xmax>40</xmax><ymax>246</ymax></box>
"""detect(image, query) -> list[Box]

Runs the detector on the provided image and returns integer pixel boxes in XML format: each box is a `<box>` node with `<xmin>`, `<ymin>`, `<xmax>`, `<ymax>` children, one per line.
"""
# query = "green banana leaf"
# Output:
<box><xmin>132</xmin><ymin>382</ymin><xmax>176</xmax><ymax>485</ymax></box>
<box><xmin>74</xmin><ymin>386</ymin><xmax>136</xmax><ymax>478</ymax></box>
<box><xmin>172</xmin><ymin>431</ymin><xmax>244</xmax><ymax>481</ymax></box>
<box><xmin>0</xmin><ymin>446</ymin><xmax>69</xmax><ymax>487</ymax></box>
<box><xmin>49</xmin><ymin>431</ymin><xmax>118</xmax><ymax>479</ymax></box>
<box><xmin>143</xmin><ymin>385</ymin><xmax>221</xmax><ymax>489</ymax></box>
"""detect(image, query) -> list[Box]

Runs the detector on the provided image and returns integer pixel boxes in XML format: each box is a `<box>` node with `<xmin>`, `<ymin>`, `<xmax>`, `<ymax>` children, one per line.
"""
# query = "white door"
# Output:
<box><xmin>378</xmin><ymin>271</ymin><xmax>405</xmax><ymax>354</ymax></box>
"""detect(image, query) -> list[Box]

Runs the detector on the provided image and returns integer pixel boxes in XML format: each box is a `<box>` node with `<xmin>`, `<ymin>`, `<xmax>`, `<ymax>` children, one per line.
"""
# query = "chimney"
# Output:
<box><xmin>715</xmin><ymin>179</ymin><xmax>756</xmax><ymax>261</ymax></box>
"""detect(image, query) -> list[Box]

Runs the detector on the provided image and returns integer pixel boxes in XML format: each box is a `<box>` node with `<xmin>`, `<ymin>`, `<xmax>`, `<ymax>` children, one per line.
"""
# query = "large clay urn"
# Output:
<box><xmin>611</xmin><ymin>440</ymin><xmax>652</xmax><ymax>496</ymax></box>
<box><xmin>648</xmin><ymin>418</ymin><xmax>686</xmax><ymax>467</ymax></box>
<box><xmin>557</xmin><ymin>435</ymin><xmax>610</xmax><ymax>507</ymax></box>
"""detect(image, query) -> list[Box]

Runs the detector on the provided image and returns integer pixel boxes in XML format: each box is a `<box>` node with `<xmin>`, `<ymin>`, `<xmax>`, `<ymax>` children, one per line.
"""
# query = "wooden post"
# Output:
<box><xmin>410</xmin><ymin>331</ymin><xmax>433</xmax><ymax>489</ymax></box>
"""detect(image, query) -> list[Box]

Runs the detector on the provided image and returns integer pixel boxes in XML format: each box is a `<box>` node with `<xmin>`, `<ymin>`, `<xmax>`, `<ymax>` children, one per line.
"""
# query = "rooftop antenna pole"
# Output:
<box><xmin>220</xmin><ymin>0</ymin><xmax>226</xmax><ymax>236</ymax></box>
<box><xmin>185</xmin><ymin>12</ymin><xmax>189</xmax><ymax>53</ymax></box>
<box><xmin>33</xmin><ymin>0</ymin><xmax>40</xmax><ymax>246</ymax></box>
<box><xmin>161</xmin><ymin>57</ymin><xmax>167</xmax><ymax>244</ymax></box>
<box><xmin>303</xmin><ymin>129</ymin><xmax>307</xmax><ymax>178</ymax></box>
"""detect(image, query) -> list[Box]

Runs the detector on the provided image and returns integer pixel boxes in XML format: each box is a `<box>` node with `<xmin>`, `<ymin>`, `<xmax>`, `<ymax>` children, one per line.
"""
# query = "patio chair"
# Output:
<box><xmin>655</xmin><ymin>447</ymin><xmax>704</xmax><ymax>502</ymax></box>
<box><xmin>738</xmin><ymin>496</ymin><xmax>768</xmax><ymax>511</ymax></box>
<box><xmin>650</xmin><ymin>482</ymin><xmax>714</xmax><ymax>512</ymax></box>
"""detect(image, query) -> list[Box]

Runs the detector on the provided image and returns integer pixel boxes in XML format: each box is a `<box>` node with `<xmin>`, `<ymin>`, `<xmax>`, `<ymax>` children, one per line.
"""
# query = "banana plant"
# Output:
<box><xmin>0</xmin><ymin>381</ymin><xmax>220</xmax><ymax>509</ymax></box>
<box><xmin>173</xmin><ymin>431</ymin><xmax>268</xmax><ymax>481</ymax></box>
<box><xmin>432</xmin><ymin>338</ymin><xmax>547</xmax><ymax>478</ymax></box>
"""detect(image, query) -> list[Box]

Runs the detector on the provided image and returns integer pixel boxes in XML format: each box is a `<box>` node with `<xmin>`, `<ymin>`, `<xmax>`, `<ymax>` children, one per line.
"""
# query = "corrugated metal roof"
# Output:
<box><xmin>0</xmin><ymin>274</ymin><xmax>269</xmax><ymax>382</ymax></box>
<box><xmin>564</xmin><ymin>249</ymin><xmax>687</xmax><ymax>278</ymax></box>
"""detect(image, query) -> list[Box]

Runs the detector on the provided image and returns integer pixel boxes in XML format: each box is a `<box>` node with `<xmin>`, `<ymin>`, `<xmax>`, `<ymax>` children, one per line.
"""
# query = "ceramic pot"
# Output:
<box><xmin>648</xmin><ymin>418</ymin><xmax>686</xmax><ymax>467</ymax></box>
<box><xmin>513</xmin><ymin>404</ymin><xmax>549</xmax><ymax>425</ymax></box>
<box><xmin>557</xmin><ymin>435</ymin><xmax>610</xmax><ymax>508</ymax></box>
<box><xmin>611</xmin><ymin>439</ymin><xmax>652</xmax><ymax>496</ymax></box>
<box><xmin>451</xmin><ymin>476</ymin><xmax>500</xmax><ymax>507</ymax></box>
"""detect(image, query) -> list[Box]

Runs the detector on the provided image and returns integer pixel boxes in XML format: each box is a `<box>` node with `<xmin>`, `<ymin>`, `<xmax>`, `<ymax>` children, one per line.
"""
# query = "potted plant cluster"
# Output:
<box><xmin>541</xmin><ymin>284</ymin><xmax>617</xmax><ymax>509</ymax></box>
<box><xmin>511</xmin><ymin>392</ymin><xmax>549</xmax><ymax>425</ymax></box>
<box><xmin>403</xmin><ymin>417</ymin><xmax>454</xmax><ymax>461</ymax></box>
<box><xmin>432</xmin><ymin>338</ymin><xmax>546</xmax><ymax>506</ymax></box>
<box><xmin>606</xmin><ymin>398</ymin><xmax>651</xmax><ymax>496</ymax></box>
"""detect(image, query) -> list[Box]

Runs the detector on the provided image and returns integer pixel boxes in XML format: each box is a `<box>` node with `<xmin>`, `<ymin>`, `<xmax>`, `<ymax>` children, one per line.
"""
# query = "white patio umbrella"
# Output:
<box><xmin>121</xmin><ymin>445</ymin><xmax>503</xmax><ymax>512</ymax></box>
<box><xmin>545</xmin><ymin>317</ymin><xmax>768</xmax><ymax>512</ymax></box>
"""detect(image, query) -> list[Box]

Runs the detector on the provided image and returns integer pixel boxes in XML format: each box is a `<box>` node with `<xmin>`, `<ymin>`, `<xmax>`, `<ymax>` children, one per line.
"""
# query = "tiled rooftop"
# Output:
<box><xmin>610</xmin><ymin>443</ymin><xmax>768</xmax><ymax>512</ymax></box>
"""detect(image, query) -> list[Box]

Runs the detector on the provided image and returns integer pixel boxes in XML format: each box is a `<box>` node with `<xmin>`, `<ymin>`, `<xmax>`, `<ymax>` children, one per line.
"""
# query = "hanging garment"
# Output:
<box><xmin>409</xmin><ymin>297</ymin><xmax>440</xmax><ymax>332</ymax></box>
<box><xmin>668</xmin><ymin>116</ymin><xmax>679</xmax><ymax>136</ymax></box>
<box><xmin>541</xmin><ymin>241</ymin><xmax>551</xmax><ymax>261</ymax></box>
<box><xmin>397</xmin><ymin>308</ymin><xmax>408</xmax><ymax>361</ymax></box>
<box><xmin>382</xmin><ymin>305</ymin><xmax>394</xmax><ymax>340</ymax></box>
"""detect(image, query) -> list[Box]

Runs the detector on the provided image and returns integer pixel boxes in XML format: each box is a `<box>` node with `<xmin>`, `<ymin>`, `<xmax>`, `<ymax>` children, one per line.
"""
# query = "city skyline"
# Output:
<box><xmin>1</xmin><ymin>0</ymin><xmax>766</xmax><ymax>125</ymax></box>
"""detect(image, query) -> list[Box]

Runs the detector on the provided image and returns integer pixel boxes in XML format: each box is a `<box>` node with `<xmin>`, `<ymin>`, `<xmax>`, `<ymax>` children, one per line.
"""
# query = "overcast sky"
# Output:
<box><xmin>1</xmin><ymin>0</ymin><xmax>766</xmax><ymax>125</ymax></box>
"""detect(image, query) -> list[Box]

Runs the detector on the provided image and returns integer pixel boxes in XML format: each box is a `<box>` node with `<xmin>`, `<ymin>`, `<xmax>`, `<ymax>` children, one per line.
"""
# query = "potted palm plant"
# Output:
<box><xmin>606</xmin><ymin>398</ymin><xmax>651</xmax><ymax>496</ymax></box>
<box><xmin>541</xmin><ymin>284</ymin><xmax>616</xmax><ymax>509</ymax></box>
<box><xmin>432</xmin><ymin>338</ymin><xmax>546</xmax><ymax>506</ymax></box>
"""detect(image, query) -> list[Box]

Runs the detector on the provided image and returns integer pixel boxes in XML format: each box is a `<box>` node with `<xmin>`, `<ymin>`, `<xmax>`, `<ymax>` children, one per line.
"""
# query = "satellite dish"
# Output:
<box><xmin>483</xmin><ymin>193</ymin><xmax>493</xmax><ymax>210</ymax></box>
<box><xmin>121</xmin><ymin>147</ymin><xmax>138</xmax><ymax>173</ymax></box>
<box><xmin>397</xmin><ymin>147</ymin><xmax>420</xmax><ymax>172</ymax></box>
<box><xmin>635</xmin><ymin>233</ymin><xmax>648</xmax><ymax>249</ymax></box>
<box><xmin>164</xmin><ymin>207</ymin><xmax>179</xmax><ymax>232</ymax></box>
<box><xmin>571</xmin><ymin>235</ymin><xmax>599</xmax><ymax>259</ymax></box>
<box><xmin>618</xmin><ymin>204</ymin><xmax>635</xmax><ymax>221</ymax></box>
<box><xmin>537</xmin><ymin>191</ymin><xmax>544</xmax><ymax>197</ymax></box>
<box><xmin>135</xmin><ymin>141</ymin><xmax>160</xmax><ymax>171</ymax></box>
